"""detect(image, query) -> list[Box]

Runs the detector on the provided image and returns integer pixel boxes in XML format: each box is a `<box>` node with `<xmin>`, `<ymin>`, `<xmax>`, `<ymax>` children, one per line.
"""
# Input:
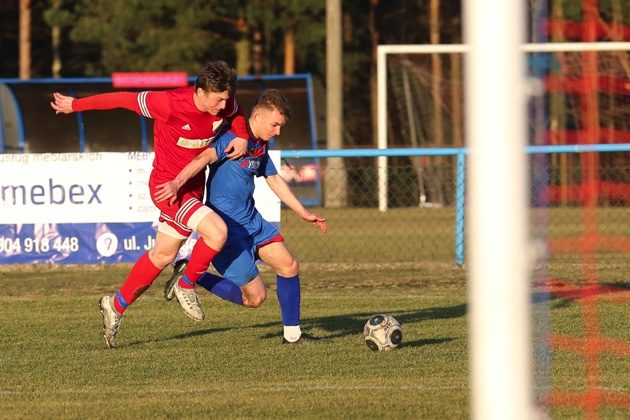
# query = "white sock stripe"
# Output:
<box><xmin>137</xmin><ymin>91</ymin><xmax>151</xmax><ymax>118</ymax></box>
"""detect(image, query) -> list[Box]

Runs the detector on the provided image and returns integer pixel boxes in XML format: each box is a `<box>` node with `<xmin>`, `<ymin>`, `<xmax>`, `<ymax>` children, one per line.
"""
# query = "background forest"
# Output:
<box><xmin>0</xmin><ymin>1</ymin><xmax>627</xmax><ymax>148</ymax></box>
<box><xmin>1</xmin><ymin>0</ymin><xmax>463</xmax><ymax>149</ymax></box>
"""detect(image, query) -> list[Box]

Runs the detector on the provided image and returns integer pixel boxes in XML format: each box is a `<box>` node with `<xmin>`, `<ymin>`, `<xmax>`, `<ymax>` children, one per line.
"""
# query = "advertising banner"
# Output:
<box><xmin>0</xmin><ymin>152</ymin><xmax>280</xmax><ymax>264</ymax></box>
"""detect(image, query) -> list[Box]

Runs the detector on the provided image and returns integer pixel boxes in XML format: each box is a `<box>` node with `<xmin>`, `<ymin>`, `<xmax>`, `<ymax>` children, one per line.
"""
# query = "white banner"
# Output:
<box><xmin>0</xmin><ymin>151</ymin><xmax>281</xmax><ymax>264</ymax></box>
<box><xmin>0</xmin><ymin>151</ymin><xmax>280</xmax><ymax>224</ymax></box>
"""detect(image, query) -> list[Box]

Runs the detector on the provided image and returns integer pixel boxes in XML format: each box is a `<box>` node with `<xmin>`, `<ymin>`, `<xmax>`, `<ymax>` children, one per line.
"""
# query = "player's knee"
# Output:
<box><xmin>213</xmin><ymin>225</ymin><xmax>227</xmax><ymax>247</ymax></box>
<box><xmin>278</xmin><ymin>258</ymin><xmax>299</xmax><ymax>277</ymax></box>
<box><xmin>148</xmin><ymin>249</ymin><xmax>176</xmax><ymax>269</ymax></box>
<box><xmin>243</xmin><ymin>290</ymin><xmax>267</xmax><ymax>308</ymax></box>
<box><xmin>202</xmin><ymin>218</ymin><xmax>227</xmax><ymax>248</ymax></box>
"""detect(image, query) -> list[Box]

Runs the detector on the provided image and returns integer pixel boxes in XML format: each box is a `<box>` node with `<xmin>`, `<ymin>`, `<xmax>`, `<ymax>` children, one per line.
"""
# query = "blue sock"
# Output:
<box><xmin>276</xmin><ymin>274</ymin><xmax>300</xmax><ymax>326</ymax></box>
<box><xmin>197</xmin><ymin>273</ymin><xmax>243</xmax><ymax>305</ymax></box>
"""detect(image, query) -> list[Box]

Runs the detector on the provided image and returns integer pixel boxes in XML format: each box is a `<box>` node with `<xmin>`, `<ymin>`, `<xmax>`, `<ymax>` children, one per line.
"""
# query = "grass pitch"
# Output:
<box><xmin>1</xmin><ymin>262</ymin><xmax>629</xmax><ymax>418</ymax></box>
<box><xmin>1</xmin><ymin>263</ymin><xmax>468</xmax><ymax>419</ymax></box>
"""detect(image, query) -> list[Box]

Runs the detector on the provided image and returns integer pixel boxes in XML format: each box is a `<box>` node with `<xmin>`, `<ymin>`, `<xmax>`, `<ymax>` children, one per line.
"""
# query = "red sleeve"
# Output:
<box><xmin>72</xmin><ymin>90</ymin><xmax>171</xmax><ymax>121</ymax></box>
<box><xmin>219</xmin><ymin>97</ymin><xmax>248</xmax><ymax>138</ymax></box>
<box><xmin>72</xmin><ymin>92</ymin><xmax>140</xmax><ymax>113</ymax></box>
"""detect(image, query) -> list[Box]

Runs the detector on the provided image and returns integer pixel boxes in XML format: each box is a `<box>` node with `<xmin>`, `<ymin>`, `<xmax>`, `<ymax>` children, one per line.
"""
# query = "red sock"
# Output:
<box><xmin>179</xmin><ymin>239</ymin><xmax>219</xmax><ymax>288</ymax></box>
<box><xmin>114</xmin><ymin>252</ymin><xmax>162</xmax><ymax>313</ymax></box>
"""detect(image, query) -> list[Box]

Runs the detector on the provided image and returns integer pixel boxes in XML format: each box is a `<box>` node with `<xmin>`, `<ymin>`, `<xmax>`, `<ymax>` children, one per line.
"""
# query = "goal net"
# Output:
<box><xmin>379</xmin><ymin>42</ymin><xmax>630</xmax><ymax>417</ymax></box>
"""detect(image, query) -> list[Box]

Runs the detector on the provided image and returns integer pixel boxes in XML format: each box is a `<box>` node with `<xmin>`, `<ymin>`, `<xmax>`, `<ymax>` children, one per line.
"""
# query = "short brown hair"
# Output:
<box><xmin>252</xmin><ymin>89</ymin><xmax>292</xmax><ymax>120</ymax></box>
<box><xmin>194</xmin><ymin>60</ymin><xmax>237</xmax><ymax>96</ymax></box>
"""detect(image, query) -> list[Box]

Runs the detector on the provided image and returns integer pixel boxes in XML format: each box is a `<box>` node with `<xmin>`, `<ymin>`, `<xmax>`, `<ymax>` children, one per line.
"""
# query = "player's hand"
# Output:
<box><xmin>50</xmin><ymin>92</ymin><xmax>76</xmax><ymax>114</ymax></box>
<box><xmin>155</xmin><ymin>181</ymin><xmax>179</xmax><ymax>205</ymax></box>
<box><xmin>303</xmin><ymin>212</ymin><xmax>327</xmax><ymax>233</ymax></box>
<box><xmin>225</xmin><ymin>136</ymin><xmax>248</xmax><ymax>160</ymax></box>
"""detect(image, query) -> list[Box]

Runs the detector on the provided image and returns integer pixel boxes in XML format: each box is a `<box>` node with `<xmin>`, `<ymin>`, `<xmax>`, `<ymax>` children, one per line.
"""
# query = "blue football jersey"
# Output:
<box><xmin>206</xmin><ymin>132</ymin><xmax>277</xmax><ymax>228</ymax></box>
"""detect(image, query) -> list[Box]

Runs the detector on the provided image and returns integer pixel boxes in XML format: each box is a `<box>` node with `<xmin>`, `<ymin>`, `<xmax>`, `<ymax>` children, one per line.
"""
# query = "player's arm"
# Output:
<box><xmin>265</xmin><ymin>174</ymin><xmax>327</xmax><ymax>233</ymax></box>
<box><xmin>51</xmin><ymin>91</ymin><xmax>137</xmax><ymax>114</ymax></box>
<box><xmin>219</xmin><ymin>98</ymin><xmax>248</xmax><ymax>160</ymax></box>
<box><xmin>154</xmin><ymin>148</ymin><xmax>219</xmax><ymax>205</ymax></box>
<box><xmin>51</xmin><ymin>91</ymin><xmax>170</xmax><ymax>120</ymax></box>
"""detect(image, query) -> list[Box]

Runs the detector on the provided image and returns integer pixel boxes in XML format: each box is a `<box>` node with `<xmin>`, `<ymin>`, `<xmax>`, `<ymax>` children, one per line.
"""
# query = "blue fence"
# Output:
<box><xmin>281</xmin><ymin>143</ymin><xmax>630</xmax><ymax>265</ymax></box>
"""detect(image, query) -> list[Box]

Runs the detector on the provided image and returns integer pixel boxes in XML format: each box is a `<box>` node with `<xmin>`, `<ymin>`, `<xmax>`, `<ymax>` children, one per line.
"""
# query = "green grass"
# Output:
<box><xmin>0</xmin><ymin>263</ymin><xmax>468</xmax><ymax>419</ymax></box>
<box><xmin>0</xmin><ymin>262</ymin><xmax>628</xmax><ymax>418</ymax></box>
<box><xmin>280</xmin><ymin>206</ymin><xmax>630</xmax><ymax>264</ymax></box>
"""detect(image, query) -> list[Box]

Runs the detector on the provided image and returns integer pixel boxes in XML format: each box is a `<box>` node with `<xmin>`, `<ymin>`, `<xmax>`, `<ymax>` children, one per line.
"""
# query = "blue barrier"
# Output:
<box><xmin>281</xmin><ymin>144</ymin><xmax>630</xmax><ymax>265</ymax></box>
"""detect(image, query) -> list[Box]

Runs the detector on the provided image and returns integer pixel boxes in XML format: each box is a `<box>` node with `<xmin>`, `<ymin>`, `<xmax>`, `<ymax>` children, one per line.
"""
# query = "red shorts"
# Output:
<box><xmin>149</xmin><ymin>172</ymin><xmax>212</xmax><ymax>239</ymax></box>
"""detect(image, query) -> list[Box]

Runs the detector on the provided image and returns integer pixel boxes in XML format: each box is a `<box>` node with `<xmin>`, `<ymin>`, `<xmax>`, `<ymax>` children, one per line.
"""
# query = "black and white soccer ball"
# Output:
<box><xmin>364</xmin><ymin>314</ymin><xmax>403</xmax><ymax>351</ymax></box>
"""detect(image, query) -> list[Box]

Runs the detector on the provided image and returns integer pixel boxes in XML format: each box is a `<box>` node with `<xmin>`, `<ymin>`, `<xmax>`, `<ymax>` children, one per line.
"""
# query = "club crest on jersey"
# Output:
<box><xmin>247</xmin><ymin>145</ymin><xmax>266</xmax><ymax>158</ymax></box>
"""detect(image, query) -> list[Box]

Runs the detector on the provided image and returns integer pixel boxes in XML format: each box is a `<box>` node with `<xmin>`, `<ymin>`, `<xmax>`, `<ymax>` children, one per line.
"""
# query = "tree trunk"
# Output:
<box><xmin>429</xmin><ymin>0</ymin><xmax>445</xmax><ymax>204</ymax></box>
<box><xmin>369</xmin><ymin>0</ymin><xmax>379</xmax><ymax>147</ymax></box>
<box><xmin>324</xmin><ymin>0</ymin><xmax>348</xmax><ymax>207</ymax></box>
<box><xmin>609</xmin><ymin>0</ymin><xmax>630</xmax><ymax>75</ymax></box>
<box><xmin>550</xmin><ymin>0</ymin><xmax>569</xmax><ymax>204</ymax></box>
<box><xmin>235</xmin><ymin>13</ymin><xmax>250</xmax><ymax>75</ymax></box>
<box><xmin>51</xmin><ymin>0</ymin><xmax>62</xmax><ymax>77</ymax></box>
<box><xmin>450</xmin><ymin>53</ymin><xmax>462</xmax><ymax>148</ymax></box>
<box><xmin>251</xmin><ymin>27</ymin><xmax>264</xmax><ymax>75</ymax></box>
<box><xmin>283</xmin><ymin>19</ymin><xmax>295</xmax><ymax>75</ymax></box>
<box><xmin>19</xmin><ymin>0</ymin><xmax>31</xmax><ymax>79</ymax></box>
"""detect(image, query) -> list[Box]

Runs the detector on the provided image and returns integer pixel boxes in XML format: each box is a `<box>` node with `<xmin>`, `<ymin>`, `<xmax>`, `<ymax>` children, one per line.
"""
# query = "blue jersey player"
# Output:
<box><xmin>162</xmin><ymin>89</ymin><xmax>328</xmax><ymax>344</ymax></box>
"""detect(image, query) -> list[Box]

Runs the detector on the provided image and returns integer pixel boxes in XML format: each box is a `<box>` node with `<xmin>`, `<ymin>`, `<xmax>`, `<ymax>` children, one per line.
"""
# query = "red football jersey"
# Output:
<box><xmin>72</xmin><ymin>87</ymin><xmax>248</xmax><ymax>183</ymax></box>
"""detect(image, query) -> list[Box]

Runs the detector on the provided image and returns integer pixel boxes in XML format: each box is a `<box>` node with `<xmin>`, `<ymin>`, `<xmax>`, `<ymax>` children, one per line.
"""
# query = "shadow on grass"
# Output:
<box><xmin>400</xmin><ymin>337</ymin><xmax>455</xmax><ymax>349</ymax></box>
<box><xmin>121</xmin><ymin>326</ymin><xmax>233</xmax><ymax>348</ymax></box>
<box><xmin>255</xmin><ymin>303</ymin><xmax>467</xmax><ymax>343</ymax></box>
<box><xmin>120</xmin><ymin>303</ymin><xmax>466</xmax><ymax>348</ymax></box>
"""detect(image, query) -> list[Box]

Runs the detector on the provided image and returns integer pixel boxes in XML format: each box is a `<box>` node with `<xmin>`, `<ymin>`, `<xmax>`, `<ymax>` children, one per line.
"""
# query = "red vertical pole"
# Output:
<box><xmin>580</xmin><ymin>2</ymin><xmax>601</xmax><ymax>418</ymax></box>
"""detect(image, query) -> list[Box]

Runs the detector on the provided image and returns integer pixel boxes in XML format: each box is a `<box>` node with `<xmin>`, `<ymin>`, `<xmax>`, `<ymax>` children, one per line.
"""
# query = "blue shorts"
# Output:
<box><xmin>212</xmin><ymin>215</ymin><xmax>281</xmax><ymax>286</ymax></box>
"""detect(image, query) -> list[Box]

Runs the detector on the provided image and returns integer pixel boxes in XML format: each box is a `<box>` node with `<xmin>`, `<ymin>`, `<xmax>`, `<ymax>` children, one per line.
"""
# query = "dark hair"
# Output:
<box><xmin>194</xmin><ymin>60</ymin><xmax>237</xmax><ymax>96</ymax></box>
<box><xmin>252</xmin><ymin>89</ymin><xmax>293</xmax><ymax>120</ymax></box>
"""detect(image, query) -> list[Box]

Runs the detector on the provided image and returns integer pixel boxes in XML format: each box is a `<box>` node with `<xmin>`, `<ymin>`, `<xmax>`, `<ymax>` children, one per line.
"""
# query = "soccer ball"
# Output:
<box><xmin>364</xmin><ymin>314</ymin><xmax>403</xmax><ymax>351</ymax></box>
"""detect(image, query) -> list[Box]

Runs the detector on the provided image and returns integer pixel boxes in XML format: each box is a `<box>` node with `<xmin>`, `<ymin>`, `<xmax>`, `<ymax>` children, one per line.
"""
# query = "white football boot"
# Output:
<box><xmin>99</xmin><ymin>295</ymin><xmax>122</xmax><ymax>348</ymax></box>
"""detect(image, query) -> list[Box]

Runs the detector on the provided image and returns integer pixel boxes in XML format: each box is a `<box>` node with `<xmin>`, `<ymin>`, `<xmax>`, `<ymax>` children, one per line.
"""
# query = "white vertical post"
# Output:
<box><xmin>377</xmin><ymin>46</ymin><xmax>388</xmax><ymax>212</ymax></box>
<box><xmin>465</xmin><ymin>1</ymin><xmax>533</xmax><ymax>419</ymax></box>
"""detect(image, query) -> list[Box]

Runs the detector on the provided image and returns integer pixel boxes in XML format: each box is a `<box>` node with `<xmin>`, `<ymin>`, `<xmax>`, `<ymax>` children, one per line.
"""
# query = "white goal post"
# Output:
<box><xmin>378</xmin><ymin>37</ymin><xmax>630</xmax><ymax>420</ymax></box>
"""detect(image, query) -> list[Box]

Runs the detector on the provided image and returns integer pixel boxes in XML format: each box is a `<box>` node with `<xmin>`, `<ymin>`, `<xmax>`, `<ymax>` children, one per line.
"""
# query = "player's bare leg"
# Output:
<box><xmin>258</xmin><ymin>242</ymin><xmax>299</xmax><ymax>277</ymax></box>
<box><xmin>148</xmin><ymin>232</ymin><xmax>186</xmax><ymax>269</ymax></box>
<box><xmin>194</xmin><ymin>211</ymin><xmax>227</xmax><ymax>251</ymax></box>
<box><xmin>240</xmin><ymin>276</ymin><xmax>267</xmax><ymax>308</ymax></box>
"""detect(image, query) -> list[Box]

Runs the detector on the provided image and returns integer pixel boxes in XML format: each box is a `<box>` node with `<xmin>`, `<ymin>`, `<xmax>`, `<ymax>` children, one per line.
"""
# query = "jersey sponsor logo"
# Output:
<box><xmin>176</xmin><ymin>136</ymin><xmax>216</xmax><ymax>149</ymax></box>
<box><xmin>240</xmin><ymin>159</ymin><xmax>261</xmax><ymax>170</ymax></box>
<box><xmin>181</xmin><ymin>124</ymin><xmax>191</xmax><ymax>131</ymax></box>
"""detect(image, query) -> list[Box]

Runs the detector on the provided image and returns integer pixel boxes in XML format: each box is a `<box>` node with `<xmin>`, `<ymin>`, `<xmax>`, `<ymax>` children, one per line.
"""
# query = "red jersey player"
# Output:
<box><xmin>51</xmin><ymin>61</ymin><xmax>247</xmax><ymax>348</ymax></box>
